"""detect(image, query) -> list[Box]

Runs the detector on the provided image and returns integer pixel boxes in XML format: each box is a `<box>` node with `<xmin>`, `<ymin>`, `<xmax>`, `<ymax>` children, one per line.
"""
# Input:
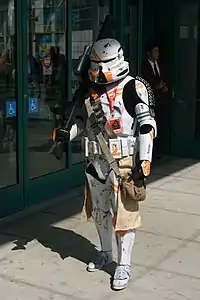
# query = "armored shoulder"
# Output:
<box><xmin>135</xmin><ymin>76</ymin><xmax>155</xmax><ymax>115</ymax></box>
<box><xmin>122</xmin><ymin>76</ymin><xmax>155</xmax><ymax>118</ymax></box>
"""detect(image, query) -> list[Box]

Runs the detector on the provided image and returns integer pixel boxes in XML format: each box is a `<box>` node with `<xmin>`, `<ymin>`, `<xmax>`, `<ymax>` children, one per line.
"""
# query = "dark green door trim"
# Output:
<box><xmin>21</xmin><ymin>0</ymin><xmax>29</xmax><ymax>206</ymax></box>
<box><xmin>137</xmin><ymin>0</ymin><xmax>143</xmax><ymax>74</ymax></box>
<box><xmin>0</xmin><ymin>0</ymin><xmax>26</xmax><ymax>217</ymax></box>
<box><xmin>66</xmin><ymin>0</ymin><xmax>73</xmax><ymax>167</ymax></box>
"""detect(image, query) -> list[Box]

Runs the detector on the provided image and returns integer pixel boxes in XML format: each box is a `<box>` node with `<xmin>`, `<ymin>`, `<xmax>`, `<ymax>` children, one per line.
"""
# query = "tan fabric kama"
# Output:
<box><xmin>82</xmin><ymin>156</ymin><xmax>145</xmax><ymax>231</ymax></box>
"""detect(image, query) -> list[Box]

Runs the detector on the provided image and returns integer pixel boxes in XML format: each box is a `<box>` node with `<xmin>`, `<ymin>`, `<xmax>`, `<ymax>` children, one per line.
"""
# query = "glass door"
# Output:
<box><xmin>0</xmin><ymin>0</ymin><xmax>25</xmax><ymax>217</ymax></box>
<box><xmin>23</xmin><ymin>0</ymin><xmax>71</xmax><ymax>206</ymax></box>
<box><xmin>23</xmin><ymin>0</ymin><xmax>86</xmax><ymax>206</ymax></box>
<box><xmin>26</xmin><ymin>0</ymin><xmax>68</xmax><ymax>179</ymax></box>
<box><xmin>171</xmin><ymin>0</ymin><xmax>200</xmax><ymax>158</ymax></box>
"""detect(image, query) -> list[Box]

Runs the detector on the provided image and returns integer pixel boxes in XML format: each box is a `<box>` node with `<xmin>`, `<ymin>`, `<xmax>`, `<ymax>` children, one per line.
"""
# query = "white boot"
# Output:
<box><xmin>113</xmin><ymin>264</ymin><xmax>131</xmax><ymax>290</ymax></box>
<box><xmin>112</xmin><ymin>230</ymin><xmax>135</xmax><ymax>290</ymax></box>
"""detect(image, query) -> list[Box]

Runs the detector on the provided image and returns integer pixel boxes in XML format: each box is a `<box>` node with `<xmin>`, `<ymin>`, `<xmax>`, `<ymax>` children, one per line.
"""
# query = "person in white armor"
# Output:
<box><xmin>57</xmin><ymin>38</ymin><xmax>157</xmax><ymax>290</ymax></box>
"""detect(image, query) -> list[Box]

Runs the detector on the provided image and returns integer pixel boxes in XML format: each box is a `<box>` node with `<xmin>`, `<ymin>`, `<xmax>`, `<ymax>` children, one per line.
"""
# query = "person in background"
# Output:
<box><xmin>141</xmin><ymin>41</ymin><xmax>169</xmax><ymax>158</ymax></box>
<box><xmin>55</xmin><ymin>46</ymin><xmax>67</xmax><ymax>107</ymax></box>
<box><xmin>49</xmin><ymin>46</ymin><xmax>58</xmax><ymax>86</ymax></box>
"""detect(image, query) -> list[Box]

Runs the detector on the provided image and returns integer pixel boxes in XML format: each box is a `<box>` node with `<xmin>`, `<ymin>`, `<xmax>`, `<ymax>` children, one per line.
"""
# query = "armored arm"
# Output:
<box><xmin>54</xmin><ymin>117</ymin><xmax>84</xmax><ymax>143</ymax></box>
<box><xmin>50</xmin><ymin>87</ymin><xmax>87</xmax><ymax>160</ymax></box>
<box><xmin>134</xmin><ymin>77</ymin><xmax>157</xmax><ymax>176</ymax></box>
<box><xmin>50</xmin><ymin>115</ymin><xmax>85</xmax><ymax>161</ymax></box>
<box><xmin>69</xmin><ymin>121</ymin><xmax>84</xmax><ymax>141</ymax></box>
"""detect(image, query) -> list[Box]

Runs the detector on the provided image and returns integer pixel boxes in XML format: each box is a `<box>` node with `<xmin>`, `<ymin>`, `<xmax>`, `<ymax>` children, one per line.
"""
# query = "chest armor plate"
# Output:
<box><xmin>86</xmin><ymin>75</ymin><xmax>135</xmax><ymax>140</ymax></box>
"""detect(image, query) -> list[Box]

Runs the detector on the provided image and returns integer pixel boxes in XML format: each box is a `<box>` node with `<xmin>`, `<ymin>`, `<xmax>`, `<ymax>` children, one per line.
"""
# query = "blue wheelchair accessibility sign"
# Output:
<box><xmin>6</xmin><ymin>101</ymin><xmax>16</xmax><ymax>118</ymax></box>
<box><xmin>28</xmin><ymin>97</ymin><xmax>38</xmax><ymax>114</ymax></box>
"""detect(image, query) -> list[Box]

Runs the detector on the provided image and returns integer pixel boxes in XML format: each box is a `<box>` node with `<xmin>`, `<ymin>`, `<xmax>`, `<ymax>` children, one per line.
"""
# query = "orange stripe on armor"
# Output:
<box><xmin>110</xmin><ymin>184</ymin><xmax>119</xmax><ymax>193</ymax></box>
<box><xmin>90</xmin><ymin>71</ymin><xmax>98</xmax><ymax>81</ymax></box>
<box><xmin>52</xmin><ymin>128</ymin><xmax>57</xmax><ymax>141</ymax></box>
<box><xmin>135</xmin><ymin>81</ymin><xmax>144</xmax><ymax>89</ymax></box>
<box><xmin>104</xmin><ymin>72</ymin><xmax>113</xmax><ymax>82</ymax></box>
<box><xmin>110</xmin><ymin>184</ymin><xmax>119</xmax><ymax>189</ymax></box>
<box><xmin>149</xmin><ymin>129</ymin><xmax>154</xmax><ymax>140</ymax></box>
<box><xmin>141</xmin><ymin>160</ymin><xmax>151</xmax><ymax>176</ymax></box>
<box><xmin>106</xmin><ymin>87</ymin><xmax>122</xmax><ymax>96</ymax></box>
<box><xmin>116</xmin><ymin>87</ymin><xmax>122</xmax><ymax>95</ymax></box>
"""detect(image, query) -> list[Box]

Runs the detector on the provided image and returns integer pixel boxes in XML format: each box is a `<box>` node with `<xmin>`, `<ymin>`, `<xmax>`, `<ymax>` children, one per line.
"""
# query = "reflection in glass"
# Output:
<box><xmin>0</xmin><ymin>0</ymin><xmax>17</xmax><ymax>187</ymax></box>
<box><xmin>71</xmin><ymin>0</ymin><xmax>110</xmax><ymax>165</ymax></box>
<box><xmin>27</xmin><ymin>0</ymin><xmax>68</xmax><ymax>178</ymax></box>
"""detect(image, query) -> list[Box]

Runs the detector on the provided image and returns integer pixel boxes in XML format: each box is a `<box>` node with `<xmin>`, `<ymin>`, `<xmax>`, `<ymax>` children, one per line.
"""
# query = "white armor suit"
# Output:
<box><xmin>66</xmin><ymin>39</ymin><xmax>157</xmax><ymax>290</ymax></box>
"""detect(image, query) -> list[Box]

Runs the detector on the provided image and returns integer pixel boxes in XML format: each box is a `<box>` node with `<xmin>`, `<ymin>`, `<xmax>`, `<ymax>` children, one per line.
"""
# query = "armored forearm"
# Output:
<box><xmin>134</xmin><ymin>76</ymin><xmax>157</xmax><ymax>177</ymax></box>
<box><xmin>135</xmin><ymin>103</ymin><xmax>157</xmax><ymax>176</ymax></box>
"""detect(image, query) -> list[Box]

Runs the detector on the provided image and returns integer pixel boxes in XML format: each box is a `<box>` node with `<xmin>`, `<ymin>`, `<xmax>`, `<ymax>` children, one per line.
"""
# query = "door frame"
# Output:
<box><xmin>21</xmin><ymin>0</ymin><xmax>85</xmax><ymax>207</ymax></box>
<box><xmin>0</xmin><ymin>0</ymin><xmax>26</xmax><ymax>217</ymax></box>
<box><xmin>0</xmin><ymin>0</ymin><xmax>85</xmax><ymax>218</ymax></box>
<box><xmin>0</xmin><ymin>0</ymin><xmax>83</xmax><ymax>210</ymax></box>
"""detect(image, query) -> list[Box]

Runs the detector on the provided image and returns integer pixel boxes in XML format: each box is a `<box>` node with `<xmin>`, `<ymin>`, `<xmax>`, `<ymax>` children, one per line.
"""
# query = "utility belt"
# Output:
<box><xmin>84</xmin><ymin>136</ymin><xmax>136</xmax><ymax>159</ymax></box>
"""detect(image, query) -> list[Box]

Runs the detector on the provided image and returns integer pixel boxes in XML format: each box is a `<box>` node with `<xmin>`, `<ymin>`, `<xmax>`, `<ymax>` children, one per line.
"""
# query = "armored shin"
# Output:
<box><xmin>92</xmin><ymin>208</ymin><xmax>113</xmax><ymax>252</ymax></box>
<box><xmin>116</xmin><ymin>230</ymin><xmax>136</xmax><ymax>266</ymax></box>
<box><xmin>86</xmin><ymin>173</ymin><xmax>113</xmax><ymax>252</ymax></box>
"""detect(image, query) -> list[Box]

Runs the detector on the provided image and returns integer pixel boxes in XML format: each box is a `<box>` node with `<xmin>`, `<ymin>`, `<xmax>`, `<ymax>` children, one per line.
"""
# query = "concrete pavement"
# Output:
<box><xmin>0</xmin><ymin>156</ymin><xmax>200</xmax><ymax>299</ymax></box>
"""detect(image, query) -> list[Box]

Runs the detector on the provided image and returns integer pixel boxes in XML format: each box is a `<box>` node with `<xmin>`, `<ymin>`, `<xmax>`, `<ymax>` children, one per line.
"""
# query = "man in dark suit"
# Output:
<box><xmin>141</xmin><ymin>41</ymin><xmax>169</xmax><ymax>157</ymax></box>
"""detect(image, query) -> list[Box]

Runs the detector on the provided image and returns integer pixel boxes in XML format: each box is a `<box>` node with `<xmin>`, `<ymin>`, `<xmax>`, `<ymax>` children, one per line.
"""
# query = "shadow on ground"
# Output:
<box><xmin>0</xmin><ymin>155</ymin><xmax>198</xmax><ymax>275</ymax></box>
<box><xmin>148</xmin><ymin>155</ymin><xmax>199</xmax><ymax>183</ymax></box>
<box><xmin>0</xmin><ymin>185</ymin><xmax>117</xmax><ymax>275</ymax></box>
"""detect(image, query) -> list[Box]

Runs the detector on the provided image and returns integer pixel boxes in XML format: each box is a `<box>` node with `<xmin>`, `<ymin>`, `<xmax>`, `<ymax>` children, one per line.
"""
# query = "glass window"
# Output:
<box><xmin>0</xmin><ymin>0</ymin><xmax>17</xmax><ymax>187</ymax></box>
<box><xmin>71</xmin><ymin>0</ymin><xmax>110</xmax><ymax>165</ymax></box>
<box><xmin>27</xmin><ymin>0</ymin><xmax>68</xmax><ymax>178</ymax></box>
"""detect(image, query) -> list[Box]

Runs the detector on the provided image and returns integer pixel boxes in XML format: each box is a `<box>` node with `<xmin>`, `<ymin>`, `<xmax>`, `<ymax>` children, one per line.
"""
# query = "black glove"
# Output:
<box><xmin>131</xmin><ymin>161</ymin><xmax>146</xmax><ymax>188</ymax></box>
<box><xmin>132</xmin><ymin>162</ymin><xmax>144</xmax><ymax>179</ymax></box>
<box><xmin>49</xmin><ymin>128</ymin><xmax>69</xmax><ymax>160</ymax></box>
